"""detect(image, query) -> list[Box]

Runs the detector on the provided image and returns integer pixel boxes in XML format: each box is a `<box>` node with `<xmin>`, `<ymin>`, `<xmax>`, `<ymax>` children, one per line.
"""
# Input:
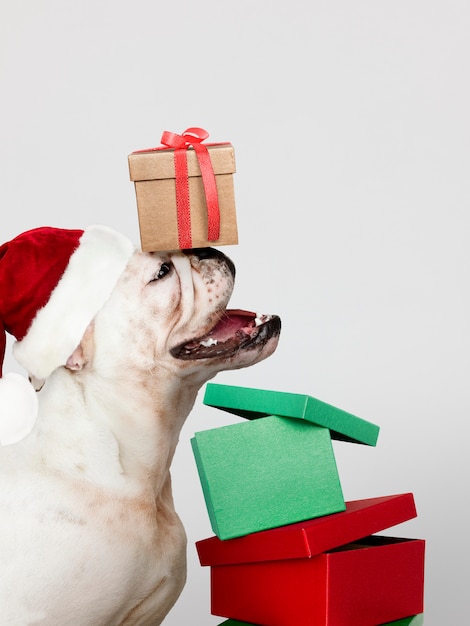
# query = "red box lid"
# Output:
<box><xmin>196</xmin><ymin>493</ymin><xmax>417</xmax><ymax>566</ymax></box>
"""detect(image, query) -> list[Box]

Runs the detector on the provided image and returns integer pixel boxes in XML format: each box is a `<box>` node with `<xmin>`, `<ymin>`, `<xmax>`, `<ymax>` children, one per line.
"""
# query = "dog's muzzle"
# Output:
<box><xmin>172</xmin><ymin>248</ymin><xmax>280</xmax><ymax>361</ymax></box>
<box><xmin>183</xmin><ymin>247</ymin><xmax>236</xmax><ymax>279</ymax></box>
<box><xmin>171</xmin><ymin>310</ymin><xmax>281</xmax><ymax>361</ymax></box>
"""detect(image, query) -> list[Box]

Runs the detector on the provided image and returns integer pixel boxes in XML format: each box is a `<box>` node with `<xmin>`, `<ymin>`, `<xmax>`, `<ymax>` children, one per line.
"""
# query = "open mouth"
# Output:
<box><xmin>170</xmin><ymin>310</ymin><xmax>281</xmax><ymax>360</ymax></box>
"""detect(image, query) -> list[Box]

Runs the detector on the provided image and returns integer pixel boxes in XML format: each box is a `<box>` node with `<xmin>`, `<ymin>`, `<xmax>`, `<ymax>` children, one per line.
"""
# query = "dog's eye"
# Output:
<box><xmin>149</xmin><ymin>262</ymin><xmax>173</xmax><ymax>283</ymax></box>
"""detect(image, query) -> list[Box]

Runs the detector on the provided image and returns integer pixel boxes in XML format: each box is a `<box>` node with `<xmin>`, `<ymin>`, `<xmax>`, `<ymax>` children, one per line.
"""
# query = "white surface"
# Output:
<box><xmin>1</xmin><ymin>2</ymin><xmax>469</xmax><ymax>623</ymax></box>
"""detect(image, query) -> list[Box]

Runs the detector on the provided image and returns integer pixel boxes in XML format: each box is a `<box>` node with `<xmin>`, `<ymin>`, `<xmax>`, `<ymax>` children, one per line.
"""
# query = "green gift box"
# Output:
<box><xmin>191</xmin><ymin>415</ymin><xmax>345</xmax><ymax>540</ymax></box>
<box><xmin>193</xmin><ymin>384</ymin><xmax>380</xmax><ymax>539</ymax></box>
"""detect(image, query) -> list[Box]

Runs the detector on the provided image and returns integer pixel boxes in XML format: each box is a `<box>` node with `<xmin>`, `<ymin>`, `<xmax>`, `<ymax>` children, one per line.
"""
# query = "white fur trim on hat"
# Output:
<box><xmin>0</xmin><ymin>373</ymin><xmax>38</xmax><ymax>446</ymax></box>
<box><xmin>13</xmin><ymin>225</ymin><xmax>134</xmax><ymax>381</ymax></box>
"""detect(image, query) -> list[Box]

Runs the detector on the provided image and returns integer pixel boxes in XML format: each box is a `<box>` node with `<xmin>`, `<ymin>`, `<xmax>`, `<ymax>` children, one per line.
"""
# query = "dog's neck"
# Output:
<box><xmin>35</xmin><ymin>366</ymin><xmax>199</xmax><ymax>498</ymax></box>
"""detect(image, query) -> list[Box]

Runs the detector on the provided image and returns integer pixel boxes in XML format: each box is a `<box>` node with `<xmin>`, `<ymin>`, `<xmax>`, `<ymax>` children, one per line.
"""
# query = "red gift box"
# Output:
<box><xmin>196</xmin><ymin>493</ymin><xmax>425</xmax><ymax>626</ymax></box>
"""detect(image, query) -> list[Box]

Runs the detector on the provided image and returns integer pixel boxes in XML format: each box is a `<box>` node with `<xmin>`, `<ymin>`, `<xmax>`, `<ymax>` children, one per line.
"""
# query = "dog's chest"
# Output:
<box><xmin>0</xmin><ymin>473</ymin><xmax>187</xmax><ymax>625</ymax></box>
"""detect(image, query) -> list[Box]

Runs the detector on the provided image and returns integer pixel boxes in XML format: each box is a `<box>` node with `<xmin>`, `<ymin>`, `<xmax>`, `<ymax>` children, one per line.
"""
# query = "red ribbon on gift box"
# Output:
<box><xmin>161</xmin><ymin>127</ymin><xmax>220</xmax><ymax>249</ymax></box>
<box><xmin>134</xmin><ymin>127</ymin><xmax>221</xmax><ymax>249</ymax></box>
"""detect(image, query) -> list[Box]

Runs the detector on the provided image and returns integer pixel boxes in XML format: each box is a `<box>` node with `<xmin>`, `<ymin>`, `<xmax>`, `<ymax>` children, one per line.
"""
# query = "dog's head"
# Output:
<box><xmin>71</xmin><ymin>247</ymin><xmax>280</xmax><ymax>389</ymax></box>
<box><xmin>167</xmin><ymin>248</ymin><xmax>281</xmax><ymax>373</ymax></box>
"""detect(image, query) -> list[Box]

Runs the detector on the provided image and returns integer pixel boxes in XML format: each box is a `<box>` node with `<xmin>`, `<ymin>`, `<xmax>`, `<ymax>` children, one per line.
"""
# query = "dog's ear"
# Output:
<box><xmin>65</xmin><ymin>322</ymin><xmax>95</xmax><ymax>371</ymax></box>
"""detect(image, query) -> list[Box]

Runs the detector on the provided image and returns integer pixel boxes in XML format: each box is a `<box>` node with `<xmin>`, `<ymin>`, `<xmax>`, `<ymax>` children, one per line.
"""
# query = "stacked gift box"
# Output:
<box><xmin>127</xmin><ymin>129</ymin><xmax>425</xmax><ymax>624</ymax></box>
<box><xmin>192</xmin><ymin>384</ymin><xmax>425</xmax><ymax>626</ymax></box>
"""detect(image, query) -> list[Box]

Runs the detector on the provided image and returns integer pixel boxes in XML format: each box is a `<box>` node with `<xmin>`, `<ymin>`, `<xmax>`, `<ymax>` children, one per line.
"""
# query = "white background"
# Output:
<box><xmin>1</xmin><ymin>2</ymin><xmax>469</xmax><ymax>624</ymax></box>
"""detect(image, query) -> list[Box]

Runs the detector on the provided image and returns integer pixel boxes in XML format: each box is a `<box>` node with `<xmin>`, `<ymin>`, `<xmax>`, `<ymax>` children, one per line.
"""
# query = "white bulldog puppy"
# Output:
<box><xmin>0</xmin><ymin>244</ymin><xmax>280</xmax><ymax>625</ymax></box>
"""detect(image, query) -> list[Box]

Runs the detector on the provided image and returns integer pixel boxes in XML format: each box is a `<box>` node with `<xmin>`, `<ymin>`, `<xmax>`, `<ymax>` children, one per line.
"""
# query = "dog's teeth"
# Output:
<box><xmin>255</xmin><ymin>314</ymin><xmax>265</xmax><ymax>327</ymax></box>
<box><xmin>200</xmin><ymin>338</ymin><xmax>218</xmax><ymax>347</ymax></box>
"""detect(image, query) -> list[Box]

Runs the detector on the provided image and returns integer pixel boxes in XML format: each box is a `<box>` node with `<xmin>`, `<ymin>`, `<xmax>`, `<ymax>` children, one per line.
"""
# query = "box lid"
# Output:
<box><xmin>203</xmin><ymin>383</ymin><xmax>380</xmax><ymax>446</ymax></box>
<box><xmin>128</xmin><ymin>143</ymin><xmax>235</xmax><ymax>181</ymax></box>
<box><xmin>196</xmin><ymin>492</ymin><xmax>416</xmax><ymax>566</ymax></box>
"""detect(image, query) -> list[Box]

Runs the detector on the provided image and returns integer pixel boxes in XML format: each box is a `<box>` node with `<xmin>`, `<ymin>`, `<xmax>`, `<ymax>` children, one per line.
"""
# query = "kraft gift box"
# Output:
<box><xmin>128</xmin><ymin>139</ymin><xmax>237</xmax><ymax>251</ymax></box>
<box><xmin>197</xmin><ymin>493</ymin><xmax>425</xmax><ymax>626</ymax></box>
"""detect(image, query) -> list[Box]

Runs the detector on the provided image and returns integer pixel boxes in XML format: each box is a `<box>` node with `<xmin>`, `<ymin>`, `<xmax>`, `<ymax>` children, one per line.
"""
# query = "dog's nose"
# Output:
<box><xmin>184</xmin><ymin>247</ymin><xmax>236</xmax><ymax>279</ymax></box>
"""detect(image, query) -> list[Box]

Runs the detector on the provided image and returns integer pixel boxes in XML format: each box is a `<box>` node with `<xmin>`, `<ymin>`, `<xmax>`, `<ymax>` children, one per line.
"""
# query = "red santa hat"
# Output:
<box><xmin>0</xmin><ymin>225</ymin><xmax>134</xmax><ymax>445</ymax></box>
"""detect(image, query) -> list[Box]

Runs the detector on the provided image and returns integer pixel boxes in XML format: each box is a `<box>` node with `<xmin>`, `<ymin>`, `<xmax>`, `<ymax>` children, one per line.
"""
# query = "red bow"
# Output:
<box><xmin>160</xmin><ymin>127</ymin><xmax>220</xmax><ymax>249</ymax></box>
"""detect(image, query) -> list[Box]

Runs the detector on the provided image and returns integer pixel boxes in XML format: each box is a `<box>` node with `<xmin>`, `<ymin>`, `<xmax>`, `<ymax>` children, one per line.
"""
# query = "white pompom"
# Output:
<box><xmin>0</xmin><ymin>373</ymin><xmax>38</xmax><ymax>446</ymax></box>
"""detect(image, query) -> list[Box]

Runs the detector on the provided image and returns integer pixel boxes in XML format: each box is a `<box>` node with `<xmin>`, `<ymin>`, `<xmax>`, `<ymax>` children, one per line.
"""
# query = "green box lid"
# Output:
<box><xmin>204</xmin><ymin>384</ymin><xmax>380</xmax><ymax>446</ymax></box>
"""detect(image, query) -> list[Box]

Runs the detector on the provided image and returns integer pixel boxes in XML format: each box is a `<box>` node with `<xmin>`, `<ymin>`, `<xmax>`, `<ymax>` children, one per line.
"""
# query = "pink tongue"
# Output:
<box><xmin>209</xmin><ymin>310</ymin><xmax>256</xmax><ymax>341</ymax></box>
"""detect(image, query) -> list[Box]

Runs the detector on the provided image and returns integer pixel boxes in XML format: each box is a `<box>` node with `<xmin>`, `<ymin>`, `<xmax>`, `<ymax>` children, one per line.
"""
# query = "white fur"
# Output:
<box><xmin>0</xmin><ymin>248</ymin><xmax>279</xmax><ymax>625</ymax></box>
